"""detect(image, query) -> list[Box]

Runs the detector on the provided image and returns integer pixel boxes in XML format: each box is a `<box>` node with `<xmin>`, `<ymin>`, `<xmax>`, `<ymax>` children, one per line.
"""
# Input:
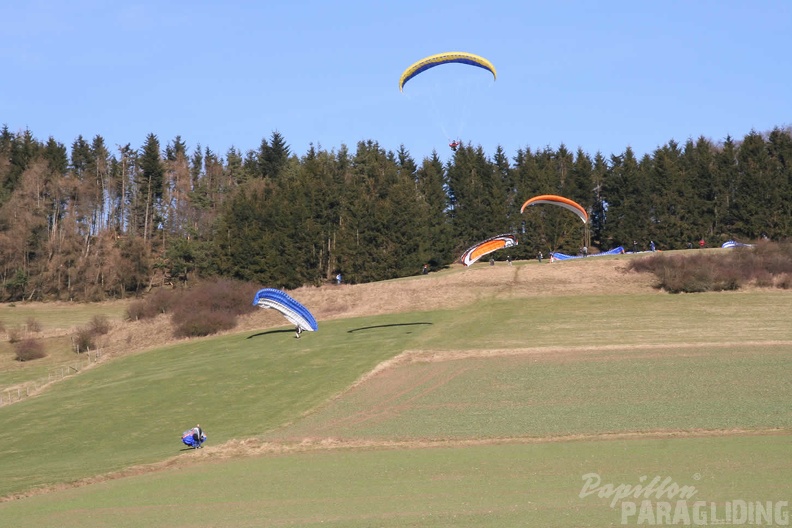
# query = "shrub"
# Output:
<box><xmin>125</xmin><ymin>298</ymin><xmax>164</xmax><ymax>321</ymax></box>
<box><xmin>14</xmin><ymin>338</ymin><xmax>46</xmax><ymax>361</ymax></box>
<box><xmin>26</xmin><ymin>317</ymin><xmax>42</xmax><ymax>333</ymax></box>
<box><xmin>659</xmin><ymin>264</ymin><xmax>714</xmax><ymax>293</ymax></box>
<box><xmin>753</xmin><ymin>270</ymin><xmax>775</xmax><ymax>288</ymax></box>
<box><xmin>124</xmin><ymin>287</ymin><xmax>184</xmax><ymax>322</ymax></box>
<box><xmin>626</xmin><ymin>253</ymin><xmax>667</xmax><ymax>275</ymax></box>
<box><xmin>625</xmin><ymin>242</ymin><xmax>792</xmax><ymax>292</ymax></box>
<box><xmin>7</xmin><ymin>328</ymin><xmax>20</xmax><ymax>344</ymax></box>
<box><xmin>147</xmin><ymin>288</ymin><xmax>179</xmax><ymax>315</ymax></box>
<box><xmin>125</xmin><ymin>277</ymin><xmax>261</xmax><ymax>336</ymax></box>
<box><xmin>73</xmin><ymin>327</ymin><xmax>96</xmax><ymax>353</ymax></box>
<box><xmin>173</xmin><ymin>309</ymin><xmax>236</xmax><ymax>338</ymax></box>
<box><xmin>171</xmin><ymin>278</ymin><xmax>259</xmax><ymax>319</ymax></box>
<box><xmin>89</xmin><ymin>315</ymin><xmax>111</xmax><ymax>335</ymax></box>
<box><xmin>125</xmin><ymin>299</ymin><xmax>149</xmax><ymax>321</ymax></box>
<box><xmin>169</xmin><ymin>278</ymin><xmax>260</xmax><ymax>337</ymax></box>
<box><xmin>71</xmin><ymin>315</ymin><xmax>112</xmax><ymax>353</ymax></box>
<box><xmin>777</xmin><ymin>273</ymin><xmax>792</xmax><ymax>290</ymax></box>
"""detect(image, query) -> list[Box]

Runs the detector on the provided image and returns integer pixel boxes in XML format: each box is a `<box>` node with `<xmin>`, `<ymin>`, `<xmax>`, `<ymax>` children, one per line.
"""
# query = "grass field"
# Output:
<box><xmin>0</xmin><ymin>300</ymin><xmax>128</xmax><ymax>331</ymax></box>
<box><xmin>0</xmin><ymin>258</ymin><xmax>790</xmax><ymax>527</ymax></box>
<box><xmin>0</xmin><ymin>300</ymin><xmax>129</xmax><ymax>387</ymax></box>
<box><xmin>1</xmin><ymin>436</ymin><xmax>789</xmax><ymax>527</ymax></box>
<box><xmin>266</xmin><ymin>345</ymin><xmax>792</xmax><ymax>442</ymax></box>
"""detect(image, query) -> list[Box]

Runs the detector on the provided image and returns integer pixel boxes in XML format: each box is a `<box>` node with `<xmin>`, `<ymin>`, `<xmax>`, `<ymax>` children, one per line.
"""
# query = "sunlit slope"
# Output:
<box><xmin>266</xmin><ymin>345</ymin><xmax>792</xmax><ymax>442</ymax></box>
<box><xmin>0</xmin><ymin>312</ymin><xmax>440</xmax><ymax>497</ymax></box>
<box><xmin>1</xmin><ymin>256</ymin><xmax>791</xmax><ymax>503</ymax></box>
<box><xmin>1</xmin><ymin>435</ymin><xmax>789</xmax><ymax>528</ymax></box>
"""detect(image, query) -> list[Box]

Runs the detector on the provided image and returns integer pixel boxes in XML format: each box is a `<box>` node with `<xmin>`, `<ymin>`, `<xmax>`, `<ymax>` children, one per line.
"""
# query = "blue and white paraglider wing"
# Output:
<box><xmin>182</xmin><ymin>429</ymin><xmax>206</xmax><ymax>448</ymax></box>
<box><xmin>722</xmin><ymin>240</ymin><xmax>753</xmax><ymax>248</ymax></box>
<box><xmin>252</xmin><ymin>288</ymin><xmax>318</xmax><ymax>332</ymax></box>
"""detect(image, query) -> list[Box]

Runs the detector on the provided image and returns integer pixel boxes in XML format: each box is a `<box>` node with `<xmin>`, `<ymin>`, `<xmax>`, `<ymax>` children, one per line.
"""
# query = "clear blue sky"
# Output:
<box><xmin>2</xmin><ymin>0</ymin><xmax>790</xmax><ymax>163</ymax></box>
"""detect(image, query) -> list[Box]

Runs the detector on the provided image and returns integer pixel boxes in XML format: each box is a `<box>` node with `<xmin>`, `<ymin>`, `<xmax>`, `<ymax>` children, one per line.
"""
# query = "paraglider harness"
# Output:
<box><xmin>182</xmin><ymin>428</ymin><xmax>207</xmax><ymax>449</ymax></box>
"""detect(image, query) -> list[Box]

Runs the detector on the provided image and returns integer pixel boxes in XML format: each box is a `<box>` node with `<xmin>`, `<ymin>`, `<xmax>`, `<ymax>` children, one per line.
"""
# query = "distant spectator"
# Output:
<box><xmin>699</xmin><ymin>238</ymin><xmax>705</xmax><ymax>249</ymax></box>
<box><xmin>537</xmin><ymin>251</ymin><xmax>543</xmax><ymax>263</ymax></box>
<box><xmin>336</xmin><ymin>273</ymin><xmax>342</xmax><ymax>285</ymax></box>
<box><xmin>650</xmin><ymin>240</ymin><xmax>656</xmax><ymax>252</ymax></box>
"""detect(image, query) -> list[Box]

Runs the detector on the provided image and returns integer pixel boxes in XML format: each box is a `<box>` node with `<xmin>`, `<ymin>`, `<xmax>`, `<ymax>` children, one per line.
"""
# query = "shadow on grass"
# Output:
<box><xmin>347</xmin><ymin>322</ymin><xmax>432</xmax><ymax>333</ymax></box>
<box><xmin>246</xmin><ymin>329</ymin><xmax>297</xmax><ymax>339</ymax></box>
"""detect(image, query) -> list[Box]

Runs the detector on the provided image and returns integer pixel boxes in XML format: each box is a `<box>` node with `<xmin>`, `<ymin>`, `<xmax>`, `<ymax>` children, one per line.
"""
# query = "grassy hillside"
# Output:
<box><xmin>0</xmin><ymin>311</ymin><xmax>436</xmax><ymax>497</ymax></box>
<box><xmin>0</xmin><ymin>301</ymin><xmax>128</xmax><ymax>387</ymax></box>
<box><xmin>266</xmin><ymin>344</ymin><xmax>792</xmax><ymax>442</ymax></box>
<box><xmin>0</xmin><ymin>254</ymin><xmax>790</xmax><ymax>527</ymax></box>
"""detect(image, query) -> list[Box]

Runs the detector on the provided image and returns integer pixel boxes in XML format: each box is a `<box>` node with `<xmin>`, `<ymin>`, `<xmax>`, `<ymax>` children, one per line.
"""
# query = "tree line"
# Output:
<box><xmin>1</xmin><ymin>124</ymin><xmax>790</xmax><ymax>301</ymax></box>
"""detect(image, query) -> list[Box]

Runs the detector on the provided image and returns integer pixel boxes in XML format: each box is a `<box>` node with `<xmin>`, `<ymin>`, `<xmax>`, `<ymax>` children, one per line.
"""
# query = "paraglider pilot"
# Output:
<box><xmin>449</xmin><ymin>140</ymin><xmax>461</xmax><ymax>151</ymax></box>
<box><xmin>295</xmin><ymin>326</ymin><xmax>303</xmax><ymax>339</ymax></box>
<box><xmin>193</xmin><ymin>424</ymin><xmax>204</xmax><ymax>448</ymax></box>
<box><xmin>182</xmin><ymin>424</ymin><xmax>206</xmax><ymax>449</ymax></box>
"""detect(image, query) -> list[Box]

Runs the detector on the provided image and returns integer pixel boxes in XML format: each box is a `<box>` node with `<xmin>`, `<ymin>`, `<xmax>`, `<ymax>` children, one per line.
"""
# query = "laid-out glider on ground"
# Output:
<box><xmin>252</xmin><ymin>288</ymin><xmax>318</xmax><ymax>337</ymax></box>
<box><xmin>520</xmin><ymin>195</ymin><xmax>588</xmax><ymax>223</ymax></box>
<box><xmin>459</xmin><ymin>234</ymin><xmax>518</xmax><ymax>266</ymax></box>
<box><xmin>722</xmin><ymin>240</ymin><xmax>753</xmax><ymax>248</ymax></box>
<box><xmin>399</xmin><ymin>52</ymin><xmax>497</xmax><ymax>92</ymax></box>
<box><xmin>181</xmin><ymin>429</ymin><xmax>206</xmax><ymax>449</ymax></box>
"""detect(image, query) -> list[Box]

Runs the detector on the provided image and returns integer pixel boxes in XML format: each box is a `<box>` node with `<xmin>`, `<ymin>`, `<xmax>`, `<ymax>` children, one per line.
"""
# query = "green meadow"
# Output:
<box><xmin>0</xmin><ymin>301</ymin><xmax>129</xmax><ymax>387</ymax></box>
<box><xmin>0</xmin><ymin>281</ymin><xmax>790</xmax><ymax>527</ymax></box>
<box><xmin>1</xmin><ymin>436</ymin><xmax>789</xmax><ymax>528</ymax></box>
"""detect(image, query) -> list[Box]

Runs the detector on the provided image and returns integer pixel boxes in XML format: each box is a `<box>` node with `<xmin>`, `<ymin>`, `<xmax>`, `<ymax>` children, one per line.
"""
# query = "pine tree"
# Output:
<box><xmin>298</xmin><ymin>145</ymin><xmax>344</xmax><ymax>280</ymax></box>
<box><xmin>766</xmin><ymin>128</ymin><xmax>792</xmax><ymax>237</ymax></box>
<box><xmin>589</xmin><ymin>152</ymin><xmax>609</xmax><ymax>248</ymax></box>
<box><xmin>734</xmin><ymin>131</ymin><xmax>778</xmax><ymax>239</ymax></box>
<box><xmin>682</xmin><ymin>137</ymin><xmax>717</xmax><ymax>246</ymax></box>
<box><xmin>415</xmin><ymin>151</ymin><xmax>453</xmax><ymax>267</ymax></box>
<box><xmin>136</xmin><ymin>133</ymin><xmax>165</xmax><ymax>243</ymax></box>
<box><xmin>225</xmin><ymin>147</ymin><xmax>245</xmax><ymax>186</ymax></box>
<box><xmin>600</xmin><ymin>147</ymin><xmax>646</xmax><ymax>249</ymax></box>
<box><xmin>715</xmin><ymin>136</ymin><xmax>740</xmax><ymax>238</ymax></box>
<box><xmin>5</xmin><ymin>129</ymin><xmax>40</xmax><ymax>202</ymax></box>
<box><xmin>88</xmin><ymin>135</ymin><xmax>111</xmax><ymax>233</ymax></box>
<box><xmin>263</xmin><ymin>131</ymin><xmax>291</xmax><ymax>180</ymax></box>
<box><xmin>446</xmin><ymin>144</ymin><xmax>503</xmax><ymax>251</ymax></box>
<box><xmin>646</xmin><ymin>140</ymin><xmax>687</xmax><ymax>247</ymax></box>
<box><xmin>70</xmin><ymin>136</ymin><xmax>92</xmax><ymax>179</ymax></box>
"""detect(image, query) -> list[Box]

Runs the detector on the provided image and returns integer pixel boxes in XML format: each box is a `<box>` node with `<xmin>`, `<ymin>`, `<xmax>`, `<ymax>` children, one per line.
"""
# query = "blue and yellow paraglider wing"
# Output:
<box><xmin>252</xmin><ymin>288</ymin><xmax>318</xmax><ymax>332</ymax></box>
<box><xmin>399</xmin><ymin>52</ymin><xmax>497</xmax><ymax>92</ymax></box>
